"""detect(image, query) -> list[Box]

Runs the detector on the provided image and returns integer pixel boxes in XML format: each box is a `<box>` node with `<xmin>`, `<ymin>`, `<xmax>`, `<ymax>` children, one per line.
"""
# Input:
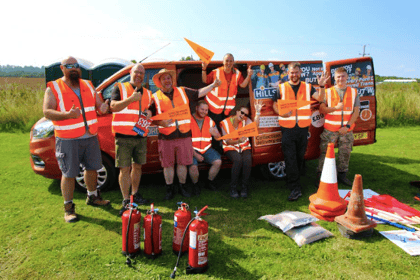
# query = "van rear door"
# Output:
<box><xmin>324</xmin><ymin>57</ymin><xmax>376</xmax><ymax>146</ymax></box>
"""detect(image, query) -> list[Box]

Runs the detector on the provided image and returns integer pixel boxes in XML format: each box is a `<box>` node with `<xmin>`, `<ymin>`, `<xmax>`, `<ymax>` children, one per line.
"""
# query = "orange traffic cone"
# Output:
<box><xmin>309</xmin><ymin>142</ymin><xmax>347</xmax><ymax>216</ymax></box>
<box><xmin>335</xmin><ymin>174</ymin><xmax>377</xmax><ymax>238</ymax></box>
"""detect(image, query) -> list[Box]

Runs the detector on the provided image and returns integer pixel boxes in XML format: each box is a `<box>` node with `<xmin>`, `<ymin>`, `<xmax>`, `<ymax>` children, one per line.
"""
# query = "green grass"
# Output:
<box><xmin>2</xmin><ymin>127</ymin><xmax>420</xmax><ymax>279</ymax></box>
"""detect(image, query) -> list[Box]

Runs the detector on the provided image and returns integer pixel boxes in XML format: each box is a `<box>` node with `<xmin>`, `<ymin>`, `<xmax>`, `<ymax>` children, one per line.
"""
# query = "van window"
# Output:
<box><xmin>101</xmin><ymin>68</ymin><xmax>162</xmax><ymax>99</ymax></box>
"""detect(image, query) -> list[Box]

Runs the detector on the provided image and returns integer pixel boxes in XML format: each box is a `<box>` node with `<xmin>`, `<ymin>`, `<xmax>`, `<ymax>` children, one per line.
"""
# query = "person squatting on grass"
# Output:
<box><xmin>110</xmin><ymin>63</ymin><xmax>154</xmax><ymax>216</ymax></box>
<box><xmin>188</xmin><ymin>100</ymin><xmax>222</xmax><ymax>196</ymax></box>
<box><xmin>150</xmin><ymin>68</ymin><xmax>221</xmax><ymax>200</ymax></box>
<box><xmin>43</xmin><ymin>56</ymin><xmax>110</xmax><ymax>223</ymax></box>
<box><xmin>272</xmin><ymin>62</ymin><xmax>328</xmax><ymax>201</ymax></box>
<box><xmin>220</xmin><ymin>101</ymin><xmax>264</xmax><ymax>198</ymax></box>
<box><xmin>317</xmin><ymin>67</ymin><xmax>360</xmax><ymax>186</ymax></box>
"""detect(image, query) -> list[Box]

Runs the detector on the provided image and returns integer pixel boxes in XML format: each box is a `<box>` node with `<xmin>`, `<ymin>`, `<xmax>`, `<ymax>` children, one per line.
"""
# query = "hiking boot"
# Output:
<box><xmin>133</xmin><ymin>192</ymin><xmax>150</xmax><ymax>205</ymax></box>
<box><xmin>119</xmin><ymin>199</ymin><xmax>130</xmax><ymax>216</ymax></box>
<box><xmin>164</xmin><ymin>184</ymin><xmax>175</xmax><ymax>200</ymax></box>
<box><xmin>315</xmin><ymin>172</ymin><xmax>321</xmax><ymax>188</ymax></box>
<box><xmin>240</xmin><ymin>188</ymin><xmax>248</xmax><ymax>199</ymax></box>
<box><xmin>179</xmin><ymin>183</ymin><xmax>191</xmax><ymax>198</ymax></box>
<box><xmin>205</xmin><ymin>179</ymin><xmax>217</xmax><ymax>191</ymax></box>
<box><xmin>64</xmin><ymin>202</ymin><xmax>78</xmax><ymax>223</ymax></box>
<box><xmin>230</xmin><ymin>185</ymin><xmax>239</xmax><ymax>199</ymax></box>
<box><xmin>338</xmin><ymin>172</ymin><xmax>352</xmax><ymax>186</ymax></box>
<box><xmin>192</xmin><ymin>183</ymin><xmax>201</xmax><ymax>197</ymax></box>
<box><xmin>86</xmin><ymin>190</ymin><xmax>111</xmax><ymax>206</ymax></box>
<box><xmin>288</xmin><ymin>189</ymin><xmax>302</xmax><ymax>201</ymax></box>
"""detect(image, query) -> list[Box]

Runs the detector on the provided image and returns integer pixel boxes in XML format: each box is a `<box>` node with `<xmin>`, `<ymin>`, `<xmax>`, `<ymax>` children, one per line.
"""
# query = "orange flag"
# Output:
<box><xmin>218</xmin><ymin>122</ymin><xmax>259</xmax><ymax>140</ymax></box>
<box><xmin>277</xmin><ymin>100</ymin><xmax>315</xmax><ymax>115</ymax></box>
<box><xmin>184</xmin><ymin>38</ymin><xmax>214</xmax><ymax>65</ymax></box>
<box><xmin>151</xmin><ymin>104</ymin><xmax>191</xmax><ymax>121</ymax></box>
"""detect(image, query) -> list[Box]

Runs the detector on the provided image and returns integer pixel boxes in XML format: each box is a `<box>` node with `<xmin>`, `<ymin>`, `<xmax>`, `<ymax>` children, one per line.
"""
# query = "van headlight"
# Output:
<box><xmin>32</xmin><ymin>119</ymin><xmax>54</xmax><ymax>139</ymax></box>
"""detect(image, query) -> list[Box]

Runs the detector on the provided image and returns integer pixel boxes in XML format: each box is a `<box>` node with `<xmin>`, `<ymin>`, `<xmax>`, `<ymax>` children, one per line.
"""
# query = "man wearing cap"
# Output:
<box><xmin>317</xmin><ymin>67</ymin><xmax>360</xmax><ymax>186</ymax></box>
<box><xmin>254</xmin><ymin>64</ymin><xmax>268</xmax><ymax>89</ymax></box>
<box><xmin>43</xmin><ymin>56</ymin><xmax>110</xmax><ymax>223</ymax></box>
<box><xmin>268</xmin><ymin>62</ymin><xmax>280</xmax><ymax>87</ymax></box>
<box><xmin>110</xmin><ymin>63</ymin><xmax>153</xmax><ymax>216</ymax></box>
<box><xmin>271</xmin><ymin>62</ymin><xmax>328</xmax><ymax>201</ymax></box>
<box><xmin>151</xmin><ymin>69</ymin><xmax>221</xmax><ymax>200</ymax></box>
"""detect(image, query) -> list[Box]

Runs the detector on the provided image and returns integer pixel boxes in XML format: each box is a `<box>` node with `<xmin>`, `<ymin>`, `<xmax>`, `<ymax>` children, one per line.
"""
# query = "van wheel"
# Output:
<box><xmin>75</xmin><ymin>155</ymin><xmax>116</xmax><ymax>192</ymax></box>
<box><xmin>260</xmin><ymin>161</ymin><xmax>286</xmax><ymax>180</ymax></box>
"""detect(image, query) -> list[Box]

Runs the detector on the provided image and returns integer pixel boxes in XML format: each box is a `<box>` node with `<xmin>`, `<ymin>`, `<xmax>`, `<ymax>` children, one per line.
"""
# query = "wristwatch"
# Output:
<box><xmin>345</xmin><ymin>124</ymin><xmax>351</xmax><ymax>129</ymax></box>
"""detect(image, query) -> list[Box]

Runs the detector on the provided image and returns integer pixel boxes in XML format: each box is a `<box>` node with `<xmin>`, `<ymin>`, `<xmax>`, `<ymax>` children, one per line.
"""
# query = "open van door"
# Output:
<box><xmin>324</xmin><ymin>56</ymin><xmax>376</xmax><ymax>146</ymax></box>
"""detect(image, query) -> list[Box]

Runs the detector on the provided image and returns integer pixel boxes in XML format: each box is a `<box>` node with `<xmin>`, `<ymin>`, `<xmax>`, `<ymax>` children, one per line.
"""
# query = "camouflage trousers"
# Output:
<box><xmin>317</xmin><ymin>129</ymin><xmax>354</xmax><ymax>173</ymax></box>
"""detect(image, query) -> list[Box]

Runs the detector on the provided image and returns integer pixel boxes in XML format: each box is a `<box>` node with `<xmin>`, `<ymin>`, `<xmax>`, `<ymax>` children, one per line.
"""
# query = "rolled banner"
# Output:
<box><xmin>151</xmin><ymin>103</ymin><xmax>190</xmax><ymax>121</ymax></box>
<box><xmin>277</xmin><ymin>100</ymin><xmax>315</xmax><ymax>115</ymax></box>
<box><xmin>218</xmin><ymin>122</ymin><xmax>258</xmax><ymax>140</ymax></box>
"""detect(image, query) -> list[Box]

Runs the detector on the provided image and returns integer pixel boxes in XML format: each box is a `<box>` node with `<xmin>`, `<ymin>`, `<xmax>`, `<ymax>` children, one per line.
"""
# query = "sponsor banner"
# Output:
<box><xmin>255</xmin><ymin>131</ymin><xmax>282</xmax><ymax>147</ymax></box>
<box><xmin>330</xmin><ymin>61</ymin><xmax>375</xmax><ymax>97</ymax></box>
<box><xmin>258</xmin><ymin>116</ymin><xmax>280</xmax><ymax>128</ymax></box>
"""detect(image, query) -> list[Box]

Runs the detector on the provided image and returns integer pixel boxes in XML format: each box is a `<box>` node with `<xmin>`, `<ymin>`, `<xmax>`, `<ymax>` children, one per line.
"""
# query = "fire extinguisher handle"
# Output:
<box><xmin>196</xmin><ymin>205</ymin><xmax>208</xmax><ymax>217</ymax></box>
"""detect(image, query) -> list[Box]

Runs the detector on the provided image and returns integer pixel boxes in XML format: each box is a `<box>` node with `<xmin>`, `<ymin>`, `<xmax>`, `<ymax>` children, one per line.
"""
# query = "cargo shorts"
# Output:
<box><xmin>115</xmin><ymin>136</ymin><xmax>148</xmax><ymax>168</ymax></box>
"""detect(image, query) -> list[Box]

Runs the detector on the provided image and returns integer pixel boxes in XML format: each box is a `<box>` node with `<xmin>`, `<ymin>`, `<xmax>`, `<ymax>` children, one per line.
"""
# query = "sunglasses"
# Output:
<box><xmin>63</xmin><ymin>63</ymin><xmax>80</xmax><ymax>69</ymax></box>
<box><xmin>240</xmin><ymin>110</ymin><xmax>250</xmax><ymax>118</ymax></box>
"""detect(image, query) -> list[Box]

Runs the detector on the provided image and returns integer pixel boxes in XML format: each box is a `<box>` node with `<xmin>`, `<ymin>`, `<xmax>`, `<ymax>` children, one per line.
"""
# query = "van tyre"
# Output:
<box><xmin>260</xmin><ymin>161</ymin><xmax>287</xmax><ymax>180</ymax></box>
<box><xmin>75</xmin><ymin>155</ymin><xmax>116</xmax><ymax>192</ymax></box>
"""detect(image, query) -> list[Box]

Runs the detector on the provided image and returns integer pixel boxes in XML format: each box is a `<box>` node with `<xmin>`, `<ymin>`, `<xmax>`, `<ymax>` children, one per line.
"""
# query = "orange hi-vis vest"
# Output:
<box><xmin>278</xmin><ymin>82</ymin><xmax>312</xmax><ymax>128</ymax></box>
<box><xmin>205</xmin><ymin>66</ymin><xmax>242</xmax><ymax>116</ymax></box>
<box><xmin>152</xmin><ymin>87</ymin><xmax>191</xmax><ymax>135</ymax></box>
<box><xmin>220</xmin><ymin>117</ymin><xmax>251</xmax><ymax>153</ymax></box>
<box><xmin>324</xmin><ymin>86</ymin><xmax>357</xmax><ymax>132</ymax></box>
<box><xmin>47</xmin><ymin>78</ymin><xmax>98</xmax><ymax>139</ymax></box>
<box><xmin>191</xmin><ymin>115</ymin><xmax>214</xmax><ymax>154</ymax></box>
<box><xmin>112</xmin><ymin>83</ymin><xmax>152</xmax><ymax>135</ymax></box>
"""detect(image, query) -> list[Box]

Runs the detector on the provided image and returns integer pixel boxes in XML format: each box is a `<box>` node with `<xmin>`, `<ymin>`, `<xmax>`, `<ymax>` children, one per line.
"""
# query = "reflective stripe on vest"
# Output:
<box><xmin>205</xmin><ymin>67</ymin><xmax>241</xmax><ymax>115</ymax></box>
<box><xmin>152</xmin><ymin>87</ymin><xmax>191</xmax><ymax>135</ymax></box>
<box><xmin>48</xmin><ymin>78</ymin><xmax>98</xmax><ymax>139</ymax></box>
<box><xmin>220</xmin><ymin>118</ymin><xmax>251</xmax><ymax>153</ymax></box>
<box><xmin>191</xmin><ymin>116</ymin><xmax>214</xmax><ymax>154</ymax></box>
<box><xmin>112</xmin><ymin>83</ymin><xmax>152</xmax><ymax>135</ymax></box>
<box><xmin>324</xmin><ymin>87</ymin><xmax>357</xmax><ymax>132</ymax></box>
<box><xmin>278</xmin><ymin>82</ymin><xmax>312</xmax><ymax>128</ymax></box>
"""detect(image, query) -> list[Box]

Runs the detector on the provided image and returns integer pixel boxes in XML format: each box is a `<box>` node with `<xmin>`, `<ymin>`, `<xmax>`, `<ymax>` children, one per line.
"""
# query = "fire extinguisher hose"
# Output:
<box><xmin>150</xmin><ymin>212</ymin><xmax>154</xmax><ymax>256</ymax></box>
<box><xmin>170</xmin><ymin>217</ymin><xmax>196</xmax><ymax>279</ymax></box>
<box><xmin>125</xmin><ymin>208</ymin><xmax>134</xmax><ymax>265</ymax></box>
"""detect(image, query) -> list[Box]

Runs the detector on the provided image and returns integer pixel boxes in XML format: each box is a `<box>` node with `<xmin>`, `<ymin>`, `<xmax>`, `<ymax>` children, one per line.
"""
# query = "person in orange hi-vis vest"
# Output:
<box><xmin>188</xmin><ymin>100</ymin><xmax>222</xmax><ymax>196</ymax></box>
<box><xmin>150</xmin><ymin>69</ymin><xmax>221</xmax><ymax>200</ymax></box>
<box><xmin>202</xmin><ymin>53</ymin><xmax>253</xmax><ymax>126</ymax></box>
<box><xmin>317</xmin><ymin>67</ymin><xmax>360</xmax><ymax>187</ymax></box>
<box><xmin>43</xmin><ymin>56</ymin><xmax>110</xmax><ymax>223</ymax></box>
<box><xmin>220</xmin><ymin>100</ymin><xmax>264</xmax><ymax>198</ymax></box>
<box><xmin>110</xmin><ymin>63</ymin><xmax>154</xmax><ymax>216</ymax></box>
<box><xmin>271</xmin><ymin>62</ymin><xmax>328</xmax><ymax>202</ymax></box>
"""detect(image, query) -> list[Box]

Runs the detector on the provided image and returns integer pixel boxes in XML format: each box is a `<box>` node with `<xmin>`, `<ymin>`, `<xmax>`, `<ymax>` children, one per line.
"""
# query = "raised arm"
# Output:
<box><xmin>198</xmin><ymin>78</ymin><xmax>222</xmax><ymax>98</ymax></box>
<box><xmin>239</xmin><ymin>65</ymin><xmax>253</xmax><ymax>88</ymax></box>
<box><xmin>312</xmin><ymin>71</ymin><xmax>329</xmax><ymax>102</ymax></box>
<box><xmin>202</xmin><ymin>62</ymin><xmax>209</xmax><ymax>84</ymax></box>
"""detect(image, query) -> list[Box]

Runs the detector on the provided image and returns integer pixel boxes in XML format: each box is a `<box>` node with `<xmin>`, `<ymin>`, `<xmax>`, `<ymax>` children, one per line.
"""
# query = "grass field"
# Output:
<box><xmin>1</xmin><ymin>127</ymin><xmax>420</xmax><ymax>279</ymax></box>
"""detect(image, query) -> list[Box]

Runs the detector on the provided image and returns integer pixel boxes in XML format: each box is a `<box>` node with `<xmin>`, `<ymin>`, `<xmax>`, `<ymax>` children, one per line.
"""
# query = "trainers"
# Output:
<box><xmin>179</xmin><ymin>183</ymin><xmax>191</xmax><ymax>198</ymax></box>
<box><xmin>230</xmin><ymin>187</ymin><xmax>239</xmax><ymax>199</ymax></box>
<box><xmin>119</xmin><ymin>199</ymin><xmax>130</xmax><ymax>216</ymax></box>
<box><xmin>133</xmin><ymin>192</ymin><xmax>150</xmax><ymax>205</ymax></box>
<box><xmin>86</xmin><ymin>190</ymin><xmax>111</xmax><ymax>206</ymax></box>
<box><xmin>205</xmin><ymin>179</ymin><xmax>217</xmax><ymax>191</ymax></box>
<box><xmin>338</xmin><ymin>172</ymin><xmax>352</xmax><ymax>186</ymax></box>
<box><xmin>192</xmin><ymin>183</ymin><xmax>201</xmax><ymax>197</ymax></box>
<box><xmin>288</xmin><ymin>189</ymin><xmax>302</xmax><ymax>201</ymax></box>
<box><xmin>64</xmin><ymin>202</ymin><xmax>78</xmax><ymax>223</ymax></box>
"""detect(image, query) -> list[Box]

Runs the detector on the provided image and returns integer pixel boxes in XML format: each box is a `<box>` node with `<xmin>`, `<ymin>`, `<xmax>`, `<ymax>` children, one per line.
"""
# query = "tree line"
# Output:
<box><xmin>0</xmin><ymin>65</ymin><xmax>45</xmax><ymax>78</ymax></box>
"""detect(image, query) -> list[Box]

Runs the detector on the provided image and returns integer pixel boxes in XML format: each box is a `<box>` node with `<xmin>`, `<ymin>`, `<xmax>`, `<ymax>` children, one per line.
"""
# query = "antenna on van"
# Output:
<box><xmin>139</xmin><ymin>43</ymin><xmax>171</xmax><ymax>63</ymax></box>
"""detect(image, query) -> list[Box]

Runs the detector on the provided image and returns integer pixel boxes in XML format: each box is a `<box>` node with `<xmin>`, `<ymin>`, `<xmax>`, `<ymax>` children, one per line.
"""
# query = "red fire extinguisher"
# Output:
<box><xmin>143</xmin><ymin>203</ymin><xmax>162</xmax><ymax>259</ymax></box>
<box><xmin>170</xmin><ymin>205</ymin><xmax>209</xmax><ymax>278</ymax></box>
<box><xmin>121</xmin><ymin>195</ymin><xmax>141</xmax><ymax>265</ymax></box>
<box><xmin>173</xmin><ymin>202</ymin><xmax>191</xmax><ymax>255</ymax></box>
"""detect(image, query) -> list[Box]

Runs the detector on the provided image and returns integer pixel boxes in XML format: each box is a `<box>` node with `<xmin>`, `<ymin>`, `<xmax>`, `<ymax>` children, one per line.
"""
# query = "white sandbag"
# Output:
<box><xmin>258</xmin><ymin>211</ymin><xmax>318</xmax><ymax>232</ymax></box>
<box><xmin>285</xmin><ymin>222</ymin><xmax>334</xmax><ymax>247</ymax></box>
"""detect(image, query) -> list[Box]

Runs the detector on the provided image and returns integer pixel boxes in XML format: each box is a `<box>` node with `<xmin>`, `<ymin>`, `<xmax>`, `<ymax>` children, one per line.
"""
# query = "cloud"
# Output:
<box><xmin>311</xmin><ymin>52</ymin><xmax>327</xmax><ymax>58</ymax></box>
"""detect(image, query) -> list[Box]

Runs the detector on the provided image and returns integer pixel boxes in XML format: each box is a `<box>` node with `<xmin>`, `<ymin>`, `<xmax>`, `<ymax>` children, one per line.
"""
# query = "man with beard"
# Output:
<box><xmin>271</xmin><ymin>62</ymin><xmax>328</xmax><ymax>201</ymax></box>
<box><xmin>110</xmin><ymin>63</ymin><xmax>153</xmax><ymax>215</ymax></box>
<box><xmin>151</xmin><ymin>69</ymin><xmax>221</xmax><ymax>200</ymax></box>
<box><xmin>43</xmin><ymin>56</ymin><xmax>110</xmax><ymax>222</ymax></box>
<box><xmin>188</xmin><ymin>100</ymin><xmax>222</xmax><ymax>196</ymax></box>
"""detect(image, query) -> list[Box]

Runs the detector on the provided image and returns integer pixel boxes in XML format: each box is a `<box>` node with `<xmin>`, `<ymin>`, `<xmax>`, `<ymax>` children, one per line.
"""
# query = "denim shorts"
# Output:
<box><xmin>192</xmin><ymin>147</ymin><xmax>221</xmax><ymax>166</ymax></box>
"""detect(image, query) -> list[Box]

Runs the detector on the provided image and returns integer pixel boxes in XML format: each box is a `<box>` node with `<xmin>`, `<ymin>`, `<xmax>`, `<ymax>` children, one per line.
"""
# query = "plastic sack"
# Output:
<box><xmin>285</xmin><ymin>222</ymin><xmax>334</xmax><ymax>247</ymax></box>
<box><xmin>258</xmin><ymin>211</ymin><xmax>318</xmax><ymax>232</ymax></box>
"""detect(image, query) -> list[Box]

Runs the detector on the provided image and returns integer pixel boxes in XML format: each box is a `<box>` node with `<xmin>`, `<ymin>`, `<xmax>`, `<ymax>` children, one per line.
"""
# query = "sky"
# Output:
<box><xmin>1</xmin><ymin>0</ymin><xmax>419</xmax><ymax>78</ymax></box>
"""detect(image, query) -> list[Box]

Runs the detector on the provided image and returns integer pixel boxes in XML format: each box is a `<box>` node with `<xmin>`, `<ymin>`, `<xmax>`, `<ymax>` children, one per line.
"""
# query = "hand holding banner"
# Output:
<box><xmin>184</xmin><ymin>38</ymin><xmax>214</xmax><ymax>65</ymax></box>
<box><xmin>277</xmin><ymin>100</ymin><xmax>315</xmax><ymax>115</ymax></box>
<box><xmin>217</xmin><ymin>122</ymin><xmax>259</xmax><ymax>140</ymax></box>
<box><xmin>151</xmin><ymin>103</ymin><xmax>190</xmax><ymax>121</ymax></box>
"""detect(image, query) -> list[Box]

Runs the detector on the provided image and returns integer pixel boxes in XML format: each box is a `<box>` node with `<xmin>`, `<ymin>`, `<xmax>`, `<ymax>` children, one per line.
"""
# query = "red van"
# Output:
<box><xmin>29</xmin><ymin>57</ymin><xmax>376</xmax><ymax>191</ymax></box>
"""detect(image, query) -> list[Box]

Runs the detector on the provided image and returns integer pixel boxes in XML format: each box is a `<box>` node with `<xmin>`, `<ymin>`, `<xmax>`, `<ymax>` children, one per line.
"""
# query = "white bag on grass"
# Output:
<box><xmin>285</xmin><ymin>222</ymin><xmax>334</xmax><ymax>247</ymax></box>
<box><xmin>258</xmin><ymin>211</ymin><xmax>318</xmax><ymax>232</ymax></box>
